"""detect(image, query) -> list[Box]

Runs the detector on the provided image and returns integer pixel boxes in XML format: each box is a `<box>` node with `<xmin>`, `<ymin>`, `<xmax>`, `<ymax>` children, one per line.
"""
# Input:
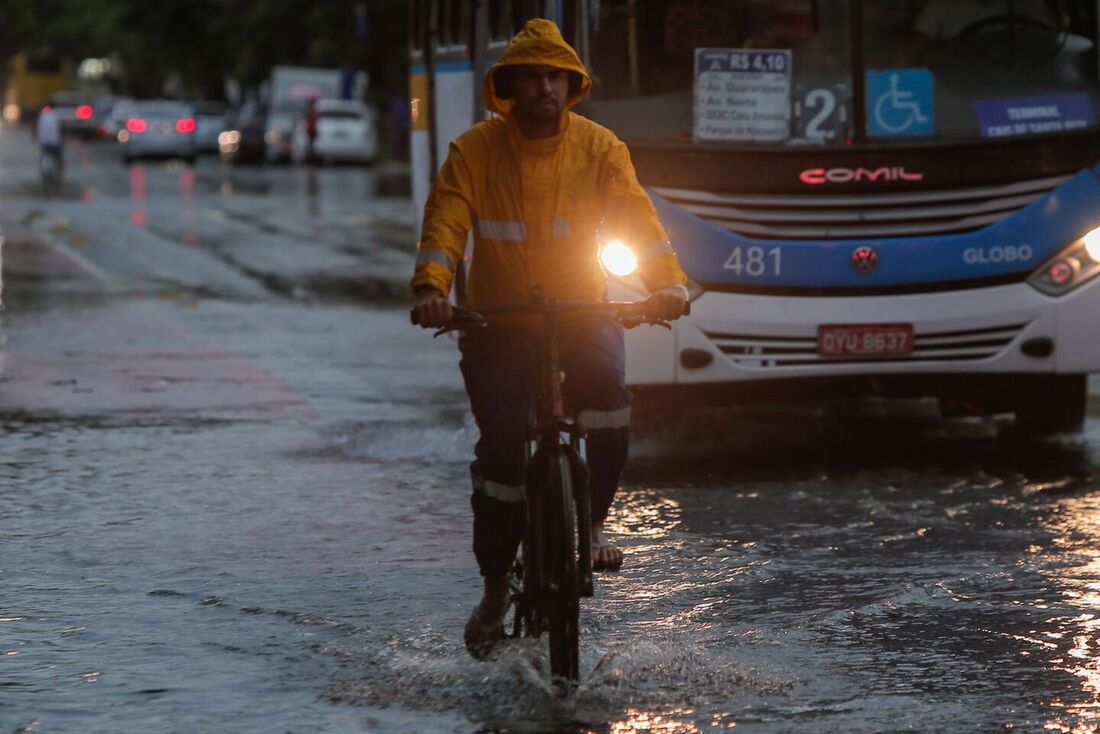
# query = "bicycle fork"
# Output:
<box><xmin>536</xmin><ymin>310</ymin><xmax>593</xmax><ymax>599</ymax></box>
<box><xmin>570</xmin><ymin>437</ymin><xmax>594</xmax><ymax>598</ymax></box>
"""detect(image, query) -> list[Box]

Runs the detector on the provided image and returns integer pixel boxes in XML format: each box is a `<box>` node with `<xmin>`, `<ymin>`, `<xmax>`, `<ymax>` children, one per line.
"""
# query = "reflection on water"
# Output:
<box><xmin>179</xmin><ymin>167</ymin><xmax>197</xmax><ymax>246</ymax></box>
<box><xmin>7</xmin><ymin>365</ymin><xmax>1100</xmax><ymax>732</ymax></box>
<box><xmin>1038</xmin><ymin>491</ymin><xmax>1100</xmax><ymax>731</ymax></box>
<box><xmin>129</xmin><ymin>164</ymin><xmax>147</xmax><ymax>226</ymax></box>
<box><xmin>607</xmin><ymin>708</ymin><xmax>706</xmax><ymax>733</ymax></box>
<box><xmin>313</xmin><ymin>418</ymin><xmax>1100</xmax><ymax>731</ymax></box>
<box><xmin>607</xmin><ymin>493</ymin><xmax>683</xmax><ymax>539</ymax></box>
<box><xmin>305</xmin><ymin>167</ymin><xmax>320</xmax><ymax>218</ymax></box>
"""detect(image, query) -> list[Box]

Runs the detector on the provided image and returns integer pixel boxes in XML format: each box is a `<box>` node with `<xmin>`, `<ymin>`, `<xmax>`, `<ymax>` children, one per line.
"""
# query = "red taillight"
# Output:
<box><xmin>126</xmin><ymin>118</ymin><xmax>147</xmax><ymax>133</ymax></box>
<box><xmin>176</xmin><ymin>118</ymin><xmax>196</xmax><ymax>133</ymax></box>
<box><xmin>76</xmin><ymin>104</ymin><xmax>93</xmax><ymax>120</ymax></box>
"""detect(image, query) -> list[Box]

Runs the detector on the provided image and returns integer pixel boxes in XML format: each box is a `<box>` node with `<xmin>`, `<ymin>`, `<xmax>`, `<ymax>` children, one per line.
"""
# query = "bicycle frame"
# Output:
<box><xmin>527</xmin><ymin>304</ymin><xmax>594</xmax><ymax>603</ymax></box>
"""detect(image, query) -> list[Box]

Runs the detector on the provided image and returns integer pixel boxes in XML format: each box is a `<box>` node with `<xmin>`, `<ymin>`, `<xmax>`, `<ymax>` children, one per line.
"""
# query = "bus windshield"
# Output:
<box><xmin>584</xmin><ymin>0</ymin><xmax>1100</xmax><ymax>148</ymax></box>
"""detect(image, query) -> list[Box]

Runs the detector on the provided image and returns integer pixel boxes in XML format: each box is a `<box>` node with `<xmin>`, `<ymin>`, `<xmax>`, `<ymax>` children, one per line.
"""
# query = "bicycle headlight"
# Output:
<box><xmin>599</xmin><ymin>239</ymin><xmax>638</xmax><ymax>277</ymax></box>
<box><xmin>1029</xmin><ymin>226</ymin><xmax>1100</xmax><ymax>296</ymax></box>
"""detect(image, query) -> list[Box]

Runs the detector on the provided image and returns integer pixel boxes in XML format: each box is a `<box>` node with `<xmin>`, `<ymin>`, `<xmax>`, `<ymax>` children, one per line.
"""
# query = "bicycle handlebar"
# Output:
<box><xmin>410</xmin><ymin>298</ymin><xmax>690</xmax><ymax>334</ymax></box>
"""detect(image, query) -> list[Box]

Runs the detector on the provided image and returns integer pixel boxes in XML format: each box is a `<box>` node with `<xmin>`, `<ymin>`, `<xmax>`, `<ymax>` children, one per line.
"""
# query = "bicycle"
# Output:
<box><xmin>412</xmin><ymin>297</ymin><xmax>687</xmax><ymax>682</ymax></box>
<box><xmin>39</xmin><ymin>147</ymin><xmax>62</xmax><ymax>196</ymax></box>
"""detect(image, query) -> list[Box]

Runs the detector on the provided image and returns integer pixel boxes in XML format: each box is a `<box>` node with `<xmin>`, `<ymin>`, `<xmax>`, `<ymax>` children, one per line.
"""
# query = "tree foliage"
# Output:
<box><xmin>3</xmin><ymin>0</ymin><xmax>408</xmax><ymax>100</ymax></box>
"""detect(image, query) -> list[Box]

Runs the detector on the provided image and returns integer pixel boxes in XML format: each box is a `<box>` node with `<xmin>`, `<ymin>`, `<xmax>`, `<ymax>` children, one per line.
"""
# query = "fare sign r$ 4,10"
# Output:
<box><xmin>694</xmin><ymin>49</ymin><xmax>792</xmax><ymax>143</ymax></box>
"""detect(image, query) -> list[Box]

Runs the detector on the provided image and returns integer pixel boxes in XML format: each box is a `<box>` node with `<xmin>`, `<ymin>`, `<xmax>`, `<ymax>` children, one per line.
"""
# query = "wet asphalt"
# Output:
<box><xmin>4</xmin><ymin>129</ymin><xmax>1100</xmax><ymax>733</ymax></box>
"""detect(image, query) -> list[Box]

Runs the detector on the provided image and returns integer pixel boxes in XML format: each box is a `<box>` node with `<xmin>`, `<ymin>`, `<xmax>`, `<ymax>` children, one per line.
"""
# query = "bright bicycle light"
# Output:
<box><xmin>1084</xmin><ymin>227</ymin><xmax>1100</xmax><ymax>263</ymax></box>
<box><xmin>599</xmin><ymin>239</ymin><xmax>638</xmax><ymax>277</ymax></box>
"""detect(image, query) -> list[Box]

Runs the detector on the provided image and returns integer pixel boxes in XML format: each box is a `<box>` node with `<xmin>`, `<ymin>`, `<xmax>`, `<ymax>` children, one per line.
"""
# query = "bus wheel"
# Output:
<box><xmin>1014</xmin><ymin>374</ymin><xmax>1087</xmax><ymax>436</ymax></box>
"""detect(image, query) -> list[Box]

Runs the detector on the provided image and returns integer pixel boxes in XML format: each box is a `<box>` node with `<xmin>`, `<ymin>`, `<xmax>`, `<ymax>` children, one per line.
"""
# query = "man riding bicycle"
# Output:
<box><xmin>410</xmin><ymin>19</ymin><xmax>689</xmax><ymax>655</ymax></box>
<box><xmin>36</xmin><ymin>104</ymin><xmax>63</xmax><ymax>190</ymax></box>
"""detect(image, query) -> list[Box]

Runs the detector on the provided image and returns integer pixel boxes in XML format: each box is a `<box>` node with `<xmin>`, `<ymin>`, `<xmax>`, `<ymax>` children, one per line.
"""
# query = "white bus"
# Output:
<box><xmin>411</xmin><ymin>0</ymin><xmax>1100</xmax><ymax>435</ymax></box>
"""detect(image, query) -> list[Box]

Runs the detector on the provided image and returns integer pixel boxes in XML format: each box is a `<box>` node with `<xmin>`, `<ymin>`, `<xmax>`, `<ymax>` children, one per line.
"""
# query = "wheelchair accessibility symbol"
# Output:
<box><xmin>867</xmin><ymin>68</ymin><xmax>934</xmax><ymax>137</ymax></box>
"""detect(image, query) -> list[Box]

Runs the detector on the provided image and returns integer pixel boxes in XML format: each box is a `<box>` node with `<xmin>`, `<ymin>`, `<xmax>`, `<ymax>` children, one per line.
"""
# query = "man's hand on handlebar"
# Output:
<box><xmin>413</xmin><ymin>286</ymin><xmax>453</xmax><ymax>328</ymax></box>
<box><xmin>411</xmin><ymin>289</ymin><xmax>690</xmax><ymax>332</ymax></box>
<box><xmin>645</xmin><ymin>285</ymin><xmax>689</xmax><ymax>322</ymax></box>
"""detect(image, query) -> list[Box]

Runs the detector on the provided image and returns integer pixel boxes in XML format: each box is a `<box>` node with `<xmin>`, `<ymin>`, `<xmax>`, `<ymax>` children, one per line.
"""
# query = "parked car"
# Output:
<box><xmin>220</xmin><ymin>100</ymin><xmax>266</xmax><ymax>164</ymax></box>
<box><xmin>193</xmin><ymin>100</ymin><xmax>229</xmax><ymax>154</ymax></box>
<box><xmin>290</xmin><ymin>98</ymin><xmax>377</xmax><ymax>165</ymax></box>
<box><xmin>118</xmin><ymin>100</ymin><xmax>196</xmax><ymax>164</ymax></box>
<box><xmin>47</xmin><ymin>91</ymin><xmax>101</xmax><ymax>138</ymax></box>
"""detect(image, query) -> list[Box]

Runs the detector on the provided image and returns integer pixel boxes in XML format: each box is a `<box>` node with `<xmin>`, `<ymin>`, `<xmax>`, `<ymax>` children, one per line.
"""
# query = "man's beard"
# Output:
<box><xmin>531</xmin><ymin>97</ymin><xmax>561</xmax><ymax>119</ymax></box>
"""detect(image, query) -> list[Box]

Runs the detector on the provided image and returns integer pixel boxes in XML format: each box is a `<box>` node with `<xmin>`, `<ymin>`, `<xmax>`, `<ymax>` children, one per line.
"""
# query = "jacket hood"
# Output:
<box><xmin>484</xmin><ymin>18</ymin><xmax>591</xmax><ymax>116</ymax></box>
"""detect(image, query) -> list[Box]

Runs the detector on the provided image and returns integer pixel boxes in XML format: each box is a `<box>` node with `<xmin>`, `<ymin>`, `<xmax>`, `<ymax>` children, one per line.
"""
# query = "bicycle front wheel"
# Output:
<box><xmin>543</xmin><ymin>445</ymin><xmax>580</xmax><ymax>681</ymax></box>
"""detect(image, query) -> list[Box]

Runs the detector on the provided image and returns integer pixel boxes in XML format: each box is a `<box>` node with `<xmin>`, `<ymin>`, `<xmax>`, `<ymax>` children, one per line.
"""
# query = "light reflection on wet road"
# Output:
<box><xmin>5</xmin><ymin>133</ymin><xmax>1100</xmax><ymax>732</ymax></box>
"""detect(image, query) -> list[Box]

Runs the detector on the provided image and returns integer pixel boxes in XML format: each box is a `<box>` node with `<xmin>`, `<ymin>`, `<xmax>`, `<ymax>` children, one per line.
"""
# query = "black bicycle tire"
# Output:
<box><xmin>519</xmin><ymin>449</ymin><xmax>545</xmax><ymax>639</ymax></box>
<box><xmin>544</xmin><ymin>446</ymin><xmax>580</xmax><ymax>681</ymax></box>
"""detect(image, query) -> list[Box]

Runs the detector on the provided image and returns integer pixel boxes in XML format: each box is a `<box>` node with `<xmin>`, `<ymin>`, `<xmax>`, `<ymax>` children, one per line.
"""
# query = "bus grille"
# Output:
<box><xmin>705</xmin><ymin>322</ymin><xmax>1027</xmax><ymax>368</ymax></box>
<box><xmin>652</xmin><ymin>175</ymin><xmax>1070</xmax><ymax>240</ymax></box>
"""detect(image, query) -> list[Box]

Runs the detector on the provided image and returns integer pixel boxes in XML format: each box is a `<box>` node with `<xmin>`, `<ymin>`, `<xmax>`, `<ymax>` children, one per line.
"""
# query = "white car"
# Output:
<box><xmin>118</xmin><ymin>100</ymin><xmax>197</xmax><ymax>164</ymax></box>
<box><xmin>291</xmin><ymin>99</ymin><xmax>377</xmax><ymax>165</ymax></box>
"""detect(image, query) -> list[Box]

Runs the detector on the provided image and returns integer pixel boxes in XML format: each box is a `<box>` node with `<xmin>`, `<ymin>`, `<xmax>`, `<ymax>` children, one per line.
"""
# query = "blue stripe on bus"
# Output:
<box><xmin>650</xmin><ymin>169</ymin><xmax>1100</xmax><ymax>288</ymax></box>
<box><xmin>410</xmin><ymin>61</ymin><xmax>474</xmax><ymax>76</ymax></box>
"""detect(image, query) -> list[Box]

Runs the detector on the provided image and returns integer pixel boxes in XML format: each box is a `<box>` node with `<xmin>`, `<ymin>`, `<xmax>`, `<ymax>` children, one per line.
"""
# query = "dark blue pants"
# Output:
<box><xmin>459</xmin><ymin>318</ymin><xmax>631</xmax><ymax>577</ymax></box>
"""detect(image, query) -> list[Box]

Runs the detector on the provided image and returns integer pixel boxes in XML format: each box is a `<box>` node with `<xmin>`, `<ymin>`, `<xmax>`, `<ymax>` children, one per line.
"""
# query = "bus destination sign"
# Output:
<box><xmin>973</xmin><ymin>94</ymin><xmax>1095</xmax><ymax>139</ymax></box>
<box><xmin>694</xmin><ymin>48</ymin><xmax>792</xmax><ymax>144</ymax></box>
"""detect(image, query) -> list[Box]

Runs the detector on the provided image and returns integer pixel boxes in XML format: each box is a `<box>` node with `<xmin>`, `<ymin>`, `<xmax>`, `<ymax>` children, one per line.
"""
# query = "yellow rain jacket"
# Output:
<box><xmin>411</xmin><ymin>18</ymin><xmax>687</xmax><ymax>308</ymax></box>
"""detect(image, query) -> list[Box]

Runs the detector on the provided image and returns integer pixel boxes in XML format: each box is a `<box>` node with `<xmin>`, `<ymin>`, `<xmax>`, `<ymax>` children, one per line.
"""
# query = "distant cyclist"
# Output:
<box><xmin>304</xmin><ymin>98</ymin><xmax>319</xmax><ymax>161</ymax></box>
<box><xmin>410</xmin><ymin>19</ymin><xmax>689</xmax><ymax>655</ymax></box>
<box><xmin>36</xmin><ymin>104</ymin><xmax>63</xmax><ymax>191</ymax></box>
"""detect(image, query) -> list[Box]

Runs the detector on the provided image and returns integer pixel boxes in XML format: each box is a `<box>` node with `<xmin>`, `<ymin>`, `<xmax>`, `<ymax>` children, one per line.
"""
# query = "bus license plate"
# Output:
<box><xmin>818</xmin><ymin>324</ymin><xmax>913</xmax><ymax>357</ymax></box>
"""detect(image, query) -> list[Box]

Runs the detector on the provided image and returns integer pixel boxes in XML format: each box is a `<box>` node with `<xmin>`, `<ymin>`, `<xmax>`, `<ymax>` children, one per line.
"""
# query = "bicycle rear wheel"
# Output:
<box><xmin>542</xmin><ymin>445</ymin><xmax>580</xmax><ymax>681</ymax></box>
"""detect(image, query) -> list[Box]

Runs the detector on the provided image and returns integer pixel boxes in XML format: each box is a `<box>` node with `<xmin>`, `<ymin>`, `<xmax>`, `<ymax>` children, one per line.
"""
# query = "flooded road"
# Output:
<box><xmin>5</xmin><ymin>132</ymin><xmax>1100</xmax><ymax>733</ymax></box>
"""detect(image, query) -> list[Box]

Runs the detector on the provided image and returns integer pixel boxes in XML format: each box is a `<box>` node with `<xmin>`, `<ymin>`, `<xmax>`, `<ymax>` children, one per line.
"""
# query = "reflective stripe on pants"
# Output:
<box><xmin>576</xmin><ymin>406</ymin><xmax>632</xmax><ymax>431</ymax></box>
<box><xmin>471</xmin><ymin>473</ymin><xmax>524</xmax><ymax>503</ymax></box>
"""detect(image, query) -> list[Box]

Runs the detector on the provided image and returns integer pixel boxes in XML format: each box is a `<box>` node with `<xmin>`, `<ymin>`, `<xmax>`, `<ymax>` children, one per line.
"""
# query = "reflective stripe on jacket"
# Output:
<box><xmin>411</xmin><ymin>19</ymin><xmax>687</xmax><ymax>307</ymax></box>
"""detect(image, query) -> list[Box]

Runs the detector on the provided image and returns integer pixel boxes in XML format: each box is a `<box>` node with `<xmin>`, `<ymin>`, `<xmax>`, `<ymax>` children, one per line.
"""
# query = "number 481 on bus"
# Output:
<box><xmin>723</xmin><ymin>246</ymin><xmax>781</xmax><ymax>277</ymax></box>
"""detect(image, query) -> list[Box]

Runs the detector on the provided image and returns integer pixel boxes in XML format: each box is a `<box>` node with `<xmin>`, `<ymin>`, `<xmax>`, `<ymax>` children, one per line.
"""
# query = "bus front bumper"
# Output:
<box><xmin>624</xmin><ymin>279</ymin><xmax>1100</xmax><ymax>387</ymax></box>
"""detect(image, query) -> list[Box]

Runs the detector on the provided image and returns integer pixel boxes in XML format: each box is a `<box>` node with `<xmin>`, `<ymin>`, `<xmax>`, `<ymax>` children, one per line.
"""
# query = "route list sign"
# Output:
<box><xmin>694</xmin><ymin>48</ymin><xmax>792</xmax><ymax>143</ymax></box>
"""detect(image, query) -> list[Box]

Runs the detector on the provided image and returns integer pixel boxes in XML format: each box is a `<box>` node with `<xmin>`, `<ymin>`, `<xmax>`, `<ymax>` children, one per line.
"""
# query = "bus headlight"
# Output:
<box><xmin>599</xmin><ymin>239</ymin><xmax>638</xmax><ymax>277</ymax></box>
<box><xmin>1084</xmin><ymin>228</ymin><xmax>1100</xmax><ymax>263</ymax></box>
<box><xmin>1029</xmin><ymin>226</ymin><xmax>1100</xmax><ymax>295</ymax></box>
